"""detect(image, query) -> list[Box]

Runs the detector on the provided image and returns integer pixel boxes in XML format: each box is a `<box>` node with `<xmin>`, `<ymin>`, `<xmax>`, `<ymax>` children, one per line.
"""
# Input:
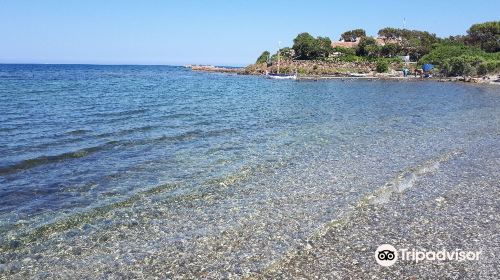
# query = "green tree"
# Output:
<box><xmin>408</xmin><ymin>31</ymin><xmax>440</xmax><ymax>60</ymax></box>
<box><xmin>377</xmin><ymin>27</ymin><xmax>439</xmax><ymax>60</ymax></box>
<box><xmin>442</xmin><ymin>35</ymin><xmax>468</xmax><ymax>45</ymax></box>
<box><xmin>340</xmin><ymin>29</ymin><xmax>366</xmax><ymax>42</ymax></box>
<box><xmin>255</xmin><ymin>51</ymin><xmax>270</xmax><ymax>64</ymax></box>
<box><xmin>278</xmin><ymin>47</ymin><xmax>294</xmax><ymax>60</ymax></box>
<box><xmin>378</xmin><ymin>27</ymin><xmax>403</xmax><ymax>39</ymax></box>
<box><xmin>315</xmin><ymin>36</ymin><xmax>333</xmax><ymax>58</ymax></box>
<box><xmin>380</xmin><ymin>43</ymin><xmax>402</xmax><ymax>57</ymax></box>
<box><xmin>293</xmin><ymin>32</ymin><xmax>317</xmax><ymax>59</ymax></box>
<box><xmin>466</xmin><ymin>21</ymin><xmax>500</xmax><ymax>52</ymax></box>
<box><xmin>292</xmin><ymin>33</ymin><xmax>333</xmax><ymax>60</ymax></box>
<box><xmin>356</xmin><ymin>37</ymin><xmax>377</xmax><ymax>56</ymax></box>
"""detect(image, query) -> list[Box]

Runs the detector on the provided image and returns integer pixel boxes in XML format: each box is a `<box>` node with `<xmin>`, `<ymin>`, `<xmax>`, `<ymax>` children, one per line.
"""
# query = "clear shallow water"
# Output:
<box><xmin>0</xmin><ymin>64</ymin><xmax>499</xmax><ymax>277</ymax></box>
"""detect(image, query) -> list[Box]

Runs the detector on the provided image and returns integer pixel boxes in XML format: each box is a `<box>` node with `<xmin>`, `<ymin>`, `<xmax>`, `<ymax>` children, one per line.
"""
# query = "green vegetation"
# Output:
<box><xmin>270</xmin><ymin>47</ymin><xmax>294</xmax><ymax>62</ymax></box>
<box><xmin>292</xmin><ymin>32</ymin><xmax>333</xmax><ymax>60</ymax></box>
<box><xmin>256</xmin><ymin>51</ymin><xmax>270</xmax><ymax>64</ymax></box>
<box><xmin>379</xmin><ymin>43</ymin><xmax>403</xmax><ymax>57</ymax></box>
<box><xmin>419</xmin><ymin>43</ymin><xmax>500</xmax><ymax>76</ymax></box>
<box><xmin>254</xmin><ymin>21</ymin><xmax>500</xmax><ymax>77</ymax></box>
<box><xmin>332</xmin><ymin>46</ymin><xmax>356</xmax><ymax>56</ymax></box>
<box><xmin>378</xmin><ymin>27</ymin><xmax>439</xmax><ymax>60</ymax></box>
<box><xmin>376</xmin><ymin>60</ymin><xmax>389</xmax><ymax>73</ymax></box>
<box><xmin>340</xmin><ymin>29</ymin><xmax>366</xmax><ymax>42</ymax></box>
<box><xmin>467</xmin><ymin>21</ymin><xmax>500</xmax><ymax>52</ymax></box>
<box><xmin>356</xmin><ymin>37</ymin><xmax>378</xmax><ymax>57</ymax></box>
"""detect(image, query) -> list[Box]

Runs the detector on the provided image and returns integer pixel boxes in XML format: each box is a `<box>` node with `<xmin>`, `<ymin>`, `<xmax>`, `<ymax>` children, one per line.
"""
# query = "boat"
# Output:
<box><xmin>265</xmin><ymin>41</ymin><xmax>297</xmax><ymax>80</ymax></box>
<box><xmin>348</xmin><ymin>72</ymin><xmax>368</xmax><ymax>77</ymax></box>
<box><xmin>266</xmin><ymin>71</ymin><xmax>297</xmax><ymax>80</ymax></box>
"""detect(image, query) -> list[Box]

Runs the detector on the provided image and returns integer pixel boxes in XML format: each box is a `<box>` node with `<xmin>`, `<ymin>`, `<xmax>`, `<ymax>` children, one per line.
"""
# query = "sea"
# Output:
<box><xmin>0</xmin><ymin>64</ymin><xmax>499</xmax><ymax>278</ymax></box>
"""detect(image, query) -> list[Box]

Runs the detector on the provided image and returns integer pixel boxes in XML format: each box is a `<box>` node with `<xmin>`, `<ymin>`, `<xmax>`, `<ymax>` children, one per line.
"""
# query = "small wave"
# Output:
<box><xmin>157</xmin><ymin>130</ymin><xmax>203</xmax><ymax>142</ymax></box>
<box><xmin>83</xmin><ymin>114</ymin><xmax>143</xmax><ymax>126</ymax></box>
<box><xmin>0</xmin><ymin>127</ymin><xmax>17</xmax><ymax>133</ymax></box>
<box><xmin>1</xmin><ymin>128</ymin><xmax>236</xmax><ymax>176</ymax></box>
<box><xmin>9</xmin><ymin>136</ymin><xmax>89</xmax><ymax>155</ymax></box>
<box><xmin>366</xmin><ymin>149</ymin><xmax>464</xmax><ymax>205</ymax></box>
<box><xmin>0</xmin><ymin>142</ymin><xmax>118</xmax><ymax>176</ymax></box>
<box><xmin>95</xmin><ymin>125</ymin><xmax>158</xmax><ymax>138</ymax></box>
<box><xmin>161</xmin><ymin>112</ymin><xmax>196</xmax><ymax>120</ymax></box>
<box><xmin>2</xmin><ymin>130</ymin><xmax>91</xmax><ymax>152</ymax></box>
<box><xmin>204</xmin><ymin>128</ymin><xmax>237</xmax><ymax>137</ymax></box>
<box><xmin>64</xmin><ymin>129</ymin><xmax>91</xmax><ymax>135</ymax></box>
<box><xmin>0</xmin><ymin>74</ymin><xmax>25</xmax><ymax>79</ymax></box>
<box><xmin>91</xmin><ymin>108</ymin><xmax>148</xmax><ymax>118</ymax></box>
<box><xmin>144</xmin><ymin>128</ymin><xmax>233</xmax><ymax>145</ymax></box>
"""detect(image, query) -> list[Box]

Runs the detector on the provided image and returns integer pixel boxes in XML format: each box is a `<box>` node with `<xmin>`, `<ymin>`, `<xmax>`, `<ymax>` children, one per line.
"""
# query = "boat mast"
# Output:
<box><xmin>278</xmin><ymin>41</ymin><xmax>281</xmax><ymax>74</ymax></box>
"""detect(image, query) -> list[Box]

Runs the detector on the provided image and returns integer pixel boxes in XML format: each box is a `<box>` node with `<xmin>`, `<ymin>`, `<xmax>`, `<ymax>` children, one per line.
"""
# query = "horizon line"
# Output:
<box><xmin>0</xmin><ymin>62</ymin><xmax>246</xmax><ymax>67</ymax></box>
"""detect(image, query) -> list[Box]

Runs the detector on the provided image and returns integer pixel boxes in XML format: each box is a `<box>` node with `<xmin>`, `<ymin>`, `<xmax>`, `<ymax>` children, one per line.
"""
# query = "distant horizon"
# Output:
<box><xmin>0</xmin><ymin>62</ymin><xmax>245</xmax><ymax>67</ymax></box>
<box><xmin>1</xmin><ymin>1</ymin><xmax>498</xmax><ymax>66</ymax></box>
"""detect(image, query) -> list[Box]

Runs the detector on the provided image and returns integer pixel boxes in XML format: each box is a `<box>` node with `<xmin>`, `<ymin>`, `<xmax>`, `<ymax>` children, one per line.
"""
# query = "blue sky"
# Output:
<box><xmin>0</xmin><ymin>0</ymin><xmax>498</xmax><ymax>66</ymax></box>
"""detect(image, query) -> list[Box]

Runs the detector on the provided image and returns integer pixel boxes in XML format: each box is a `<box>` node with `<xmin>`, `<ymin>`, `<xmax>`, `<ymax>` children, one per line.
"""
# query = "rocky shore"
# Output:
<box><xmin>188</xmin><ymin>65</ymin><xmax>243</xmax><ymax>73</ymax></box>
<box><xmin>188</xmin><ymin>61</ymin><xmax>500</xmax><ymax>84</ymax></box>
<box><xmin>243</xmin><ymin>60</ymin><xmax>376</xmax><ymax>76</ymax></box>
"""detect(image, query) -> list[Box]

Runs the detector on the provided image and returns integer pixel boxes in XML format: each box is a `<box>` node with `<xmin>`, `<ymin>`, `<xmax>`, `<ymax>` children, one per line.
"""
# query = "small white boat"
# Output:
<box><xmin>348</xmin><ymin>72</ymin><xmax>368</xmax><ymax>77</ymax></box>
<box><xmin>266</xmin><ymin>71</ymin><xmax>297</xmax><ymax>80</ymax></box>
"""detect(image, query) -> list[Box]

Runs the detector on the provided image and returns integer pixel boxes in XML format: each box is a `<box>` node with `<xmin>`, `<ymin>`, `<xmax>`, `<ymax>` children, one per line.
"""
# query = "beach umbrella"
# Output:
<box><xmin>422</xmin><ymin>64</ymin><xmax>434</xmax><ymax>72</ymax></box>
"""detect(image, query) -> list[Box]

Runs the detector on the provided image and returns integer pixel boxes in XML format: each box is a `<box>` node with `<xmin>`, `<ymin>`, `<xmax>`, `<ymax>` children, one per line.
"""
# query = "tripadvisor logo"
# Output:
<box><xmin>375</xmin><ymin>244</ymin><xmax>482</xmax><ymax>267</ymax></box>
<box><xmin>375</xmin><ymin>244</ymin><xmax>398</xmax><ymax>266</ymax></box>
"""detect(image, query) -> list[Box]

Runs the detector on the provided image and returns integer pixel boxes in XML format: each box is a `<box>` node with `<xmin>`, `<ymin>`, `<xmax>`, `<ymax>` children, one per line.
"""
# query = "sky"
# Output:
<box><xmin>0</xmin><ymin>0</ymin><xmax>498</xmax><ymax>66</ymax></box>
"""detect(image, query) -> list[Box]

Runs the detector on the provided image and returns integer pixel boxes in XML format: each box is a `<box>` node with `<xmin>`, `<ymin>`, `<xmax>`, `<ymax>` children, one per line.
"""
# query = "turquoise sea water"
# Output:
<box><xmin>0</xmin><ymin>64</ymin><xmax>499</xmax><ymax>277</ymax></box>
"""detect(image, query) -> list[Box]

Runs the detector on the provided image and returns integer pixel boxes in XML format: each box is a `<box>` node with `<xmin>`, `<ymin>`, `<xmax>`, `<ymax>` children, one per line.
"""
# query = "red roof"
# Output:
<box><xmin>331</xmin><ymin>37</ymin><xmax>361</xmax><ymax>48</ymax></box>
<box><xmin>331</xmin><ymin>41</ymin><xmax>359</xmax><ymax>48</ymax></box>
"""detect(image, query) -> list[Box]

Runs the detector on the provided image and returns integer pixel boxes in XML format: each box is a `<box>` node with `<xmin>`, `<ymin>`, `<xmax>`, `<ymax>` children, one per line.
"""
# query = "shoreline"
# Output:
<box><xmin>296</xmin><ymin>75</ymin><xmax>500</xmax><ymax>85</ymax></box>
<box><xmin>188</xmin><ymin>65</ymin><xmax>500</xmax><ymax>85</ymax></box>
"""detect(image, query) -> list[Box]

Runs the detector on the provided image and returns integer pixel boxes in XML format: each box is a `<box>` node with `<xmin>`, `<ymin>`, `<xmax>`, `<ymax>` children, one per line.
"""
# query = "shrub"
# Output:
<box><xmin>376</xmin><ymin>60</ymin><xmax>389</xmax><ymax>73</ymax></box>
<box><xmin>442</xmin><ymin>55</ymin><xmax>483</xmax><ymax>76</ymax></box>
<box><xmin>485</xmin><ymin>61</ymin><xmax>500</xmax><ymax>72</ymax></box>
<box><xmin>477</xmin><ymin>63</ymin><xmax>488</xmax><ymax>76</ymax></box>
<box><xmin>419</xmin><ymin>43</ymin><xmax>500</xmax><ymax>76</ymax></box>
<box><xmin>419</xmin><ymin>44</ymin><xmax>477</xmax><ymax>66</ymax></box>
<box><xmin>365</xmin><ymin>45</ymin><xmax>381</xmax><ymax>58</ymax></box>
<box><xmin>280</xmin><ymin>66</ymin><xmax>291</xmax><ymax>73</ymax></box>
<box><xmin>463</xmin><ymin>63</ymin><xmax>477</xmax><ymax>76</ymax></box>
